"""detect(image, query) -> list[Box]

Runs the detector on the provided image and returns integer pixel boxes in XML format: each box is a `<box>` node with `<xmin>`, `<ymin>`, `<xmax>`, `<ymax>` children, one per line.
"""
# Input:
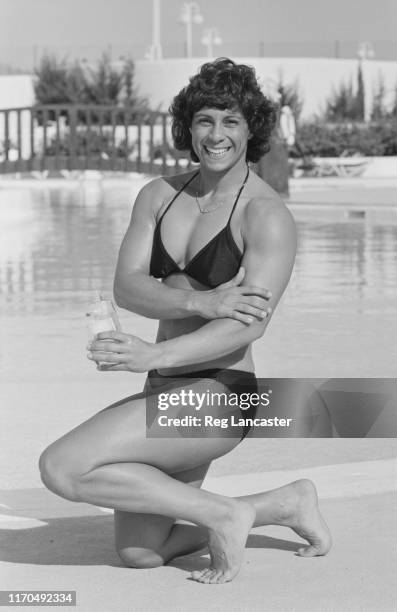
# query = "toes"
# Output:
<box><xmin>191</xmin><ymin>570</ymin><xmax>203</xmax><ymax>581</ymax></box>
<box><xmin>214</xmin><ymin>571</ymin><xmax>232</xmax><ymax>584</ymax></box>
<box><xmin>297</xmin><ymin>544</ymin><xmax>322</xmax><ymax>557</ymax></box>
<box><xmin>191</xmin><ymin>568</ymin><xmax>232</xmax><ymax>584</ymax></box>
<box><xmin>200</xmin><ymin>569</ymin><xmax>216</xmax><ymax>584</ymax></box>
<box><xmin>191</xmin><ymin>568</ymin><xmax>213</xmax><ymax>583</ymax></box>
<box><xmin>209</xmin><ymin>571</ymin><xmax>223</xmax><ymax>584</ymax></box>
<box><xmin>197</xmin><ymin>569</ymin><xmax>212</xmax><ymax>583</ymax></box>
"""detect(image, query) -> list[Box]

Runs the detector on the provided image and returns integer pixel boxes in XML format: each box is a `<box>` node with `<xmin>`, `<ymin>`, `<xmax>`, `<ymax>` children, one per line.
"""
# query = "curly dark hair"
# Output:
<box><xmin>169</xmin><ymin>58</ymin><xmax>277</xmax><ymax>164</ymax></box>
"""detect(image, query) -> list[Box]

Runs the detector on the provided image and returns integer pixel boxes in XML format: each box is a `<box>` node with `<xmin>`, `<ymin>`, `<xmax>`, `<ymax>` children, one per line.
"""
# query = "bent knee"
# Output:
<box><xmin>39</xmin><ymin>446</ymin><xmax>81</xmax><ymax>502</ymax></box>
<box><xmin>118</xmin><ymin>546</ymin><xmax>164</xmax><ymax>569</ymax></box>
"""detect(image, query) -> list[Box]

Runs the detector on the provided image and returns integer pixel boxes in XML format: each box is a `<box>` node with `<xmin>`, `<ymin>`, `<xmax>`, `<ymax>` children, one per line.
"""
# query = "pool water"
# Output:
<box><xmin>1</xmin><ymin>179</ymin><xmax>396</xmax><ymax>377</ymax></box>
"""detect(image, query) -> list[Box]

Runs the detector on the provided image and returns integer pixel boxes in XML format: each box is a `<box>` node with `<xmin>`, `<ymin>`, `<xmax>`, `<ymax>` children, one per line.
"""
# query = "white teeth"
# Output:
<box><xmin>205</xmin><ymin>147</ymin><xmax>230</xmax><ymax>158</ymax></box>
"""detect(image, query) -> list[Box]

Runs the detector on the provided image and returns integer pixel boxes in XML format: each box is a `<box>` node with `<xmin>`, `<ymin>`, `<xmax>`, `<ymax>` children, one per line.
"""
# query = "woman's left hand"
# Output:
<box><xmin>87</xmin><ymin>331</ymin><xmax>158</xmax><ymax>373</ymax></box>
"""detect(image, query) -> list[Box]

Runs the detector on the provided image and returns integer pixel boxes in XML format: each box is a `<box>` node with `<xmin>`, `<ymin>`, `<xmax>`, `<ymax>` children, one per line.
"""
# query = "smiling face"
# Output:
<box><xmin>190</xmin><ymin>107</ymin><xmax>251</xmax><ymax>171</ymax></box>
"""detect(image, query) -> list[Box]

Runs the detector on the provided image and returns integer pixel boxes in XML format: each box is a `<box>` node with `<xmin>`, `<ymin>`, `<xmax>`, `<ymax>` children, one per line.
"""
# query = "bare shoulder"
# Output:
<box><xmin>134</xmin><ymin>175</ymin><xmax>169</xmax><ymax>203</ymax></box>
<box><xmin>163</xmin><ymin>169</ymin><xmax>198</xmax><ymax>192</ymax></box>
<box><xmin>139</xmin><ymin>170</ymin><xmax>197</xmax><ymax>195</ymax></box>
<box><xmin>134</xmin><ymin>170</ymin><xmax>198</xmax><ymax>217</ymax></box>
<box><xmin>242</xmin><ymin>185</ymin><xmax>296</xmax><ymax>246</ymax></box>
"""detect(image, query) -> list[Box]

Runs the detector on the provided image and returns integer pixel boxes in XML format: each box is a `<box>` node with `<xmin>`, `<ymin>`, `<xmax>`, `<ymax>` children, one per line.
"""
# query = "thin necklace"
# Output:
<box><xmin>195</xmin><ymin>167</ymin><xmax>249</xmax><ymax>214</ymax></box>
<box><xmin>195</xmin><ymin>191</ymin><xmax>226</xmax><ymax>214</ymax></box>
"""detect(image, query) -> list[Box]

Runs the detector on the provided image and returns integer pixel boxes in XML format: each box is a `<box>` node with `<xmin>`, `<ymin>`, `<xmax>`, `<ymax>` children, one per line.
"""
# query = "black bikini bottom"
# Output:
<box><xmin>145</xmin><ymin>368</ymin><xmax>258</xmax><ymax>440</ymax></box>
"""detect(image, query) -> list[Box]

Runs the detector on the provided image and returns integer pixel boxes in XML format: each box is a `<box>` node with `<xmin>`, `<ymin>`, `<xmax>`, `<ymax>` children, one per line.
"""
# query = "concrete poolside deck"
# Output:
<box><xmin>1</xmin><ymin>459</ymin><xmax>396</xmax><ymax>612</ymax></box>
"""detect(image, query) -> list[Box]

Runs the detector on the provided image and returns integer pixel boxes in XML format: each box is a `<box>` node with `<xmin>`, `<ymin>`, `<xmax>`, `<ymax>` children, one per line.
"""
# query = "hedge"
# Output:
<box><xmin>291</xmin><ymin>121</ymin><xmax>397</xmax><ymax>157</ymax></box>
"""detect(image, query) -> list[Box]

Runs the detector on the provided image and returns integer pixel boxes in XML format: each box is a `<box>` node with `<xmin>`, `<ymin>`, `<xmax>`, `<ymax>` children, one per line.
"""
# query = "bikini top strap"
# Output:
<box><xmin>157</xmin><ymin>171</ymin><xmax>200</xmax><ymax>225</ymax></box>
<box><xmin>228</xmin><ymin>165</ymin><xmax>250</xmax><ymax>224</ymax></box>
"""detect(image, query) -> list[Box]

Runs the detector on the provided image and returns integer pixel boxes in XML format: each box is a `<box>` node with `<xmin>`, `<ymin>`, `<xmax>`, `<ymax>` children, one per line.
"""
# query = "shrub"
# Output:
<box><xmin>34</xmin><ymin>54</ymin><xmax>70</xmax><ymax>105</ymax></box>
<box><xmin>323</xmin><ymin>64</ymin><xmax>365</xmax><ymax>122</ymax></box>
<box><xmin>291</xmin><ymin>120</ymin><xmax>397</xmax><ymax>157</ymax></box>
<box><xmin>44</xmin><ymin>129</ymin><xmax>135</xmax><ymax>159</ymax></box>
<box><xmin>34</xmin><ymin>52</ymin><xmax>149</xmax><ymax>116</ymax></box>
<box><xmin>388</xmin><ymin>80</ymin><xmax>397</xmax><ymax>119</ymax></box>
<box><xmin>371</xmin><ymin>72</ymin><xmax>387</xmax><ymax>120</ymax></box>
<box><xmin>82</xmin><ymin>52</ymin><xmax>124</xmax><ymax>106</ymax></box>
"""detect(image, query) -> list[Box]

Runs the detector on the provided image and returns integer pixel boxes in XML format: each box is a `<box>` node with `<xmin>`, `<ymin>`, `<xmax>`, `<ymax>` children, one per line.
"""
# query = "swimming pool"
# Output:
<box><xmin>1</xmin><ymin>178</ymin><xmax>396</xmax><ymax>377</ymax></box>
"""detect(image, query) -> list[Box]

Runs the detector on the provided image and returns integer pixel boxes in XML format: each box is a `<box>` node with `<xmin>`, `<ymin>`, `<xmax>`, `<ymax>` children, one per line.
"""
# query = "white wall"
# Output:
<box><xmin>134</xmin><ymin>57</ymin><xmax>397</xmax><ymax>119</ymax></box>
<box><xmin>0</xmin><ymin>75</ymin><xmax>35</xmax><ymax>110</ymax></box>
<box><xmin>0</xmin><ymin>76</ymin><xmax>35</xmax><ymax>152</ymax></box>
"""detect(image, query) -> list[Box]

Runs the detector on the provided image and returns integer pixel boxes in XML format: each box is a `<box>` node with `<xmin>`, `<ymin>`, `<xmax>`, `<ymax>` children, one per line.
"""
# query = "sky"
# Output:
<box><xmin>2</xmin><ymin>0</ymin><xmax>397</xmax><ymax>65</ymax></box>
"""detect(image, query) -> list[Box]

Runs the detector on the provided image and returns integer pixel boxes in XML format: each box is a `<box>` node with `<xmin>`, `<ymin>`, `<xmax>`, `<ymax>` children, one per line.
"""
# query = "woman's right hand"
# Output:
<box><xmin>196</xmin><ymin>267</ymin><xmax>272</xmax><ymax>324</ymax></box>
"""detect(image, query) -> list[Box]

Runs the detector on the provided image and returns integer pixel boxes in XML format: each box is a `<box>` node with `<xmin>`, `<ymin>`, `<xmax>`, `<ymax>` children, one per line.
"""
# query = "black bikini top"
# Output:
<box><xmin>150</xmin><ymin>168</ymin><xmax>249</xmax><ymax>288</ymax></box>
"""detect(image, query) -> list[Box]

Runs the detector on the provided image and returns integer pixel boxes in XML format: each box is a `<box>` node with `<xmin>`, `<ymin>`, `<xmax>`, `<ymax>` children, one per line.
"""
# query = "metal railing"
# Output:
<box><xmin>0</xmin><ymin>105</ymin><xmax>192</xmax><ymax>175</ymax></box>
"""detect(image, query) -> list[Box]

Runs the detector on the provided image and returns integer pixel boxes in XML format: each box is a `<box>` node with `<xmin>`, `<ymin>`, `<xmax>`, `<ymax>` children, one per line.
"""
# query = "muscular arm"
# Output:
<box><xmin>151</xmin><ymin>197</ymin><xmax>297</xmax><ymax>368</ymax></box>
<box><xmin>114</xmin><ymin>177</ymin><xmax>270</xmax><ymax>323</ymax></box>
<box><xmin>113</xmin><ymin>178</ymin><xmax>200</xmax><ymax>319</ymax></box>
<box><xmin>89</xmin><ymin>196</ymin><xmax>296</xmax><ymax>372</ymax></box>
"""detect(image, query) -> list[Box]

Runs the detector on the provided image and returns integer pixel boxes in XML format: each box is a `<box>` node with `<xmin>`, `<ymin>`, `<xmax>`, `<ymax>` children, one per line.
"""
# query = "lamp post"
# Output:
<box><xmin>357</xmin><ymin>41</ymin><xmax>375</xmax><ymax>122</ymax></box>
<box><xmin>201</xmin><ymin>28</ymin><xmax>222</xmax><ymax>58</ymax></box>
<box><xmin>179</xmin><ymin>2</ymin><xmax>203</xmax><ymax>58</ymax></box>
<box><xmin>146</xmin><ymin>0</ymin><xmax>163</xmax><ymax>61</ymax></box>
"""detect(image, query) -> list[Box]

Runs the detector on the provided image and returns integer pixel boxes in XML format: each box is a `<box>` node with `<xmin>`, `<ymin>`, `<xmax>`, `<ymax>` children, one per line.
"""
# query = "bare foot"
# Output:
<box><xmin>191</xmin><ymin>500</ymin><xmax>255</xmax><ymax>584</ymax></box>
<box><xmin>286</xmin><ymin>479</ymin><xmax>332</xmax><ymax>557</ymax></box>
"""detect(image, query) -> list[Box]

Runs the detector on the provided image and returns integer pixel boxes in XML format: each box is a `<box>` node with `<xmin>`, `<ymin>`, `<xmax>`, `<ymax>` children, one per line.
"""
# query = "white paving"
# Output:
<box><xmin>203</xmin><ymin>458</ymin><xmax>397</xmax><ymax>499</ymax></box>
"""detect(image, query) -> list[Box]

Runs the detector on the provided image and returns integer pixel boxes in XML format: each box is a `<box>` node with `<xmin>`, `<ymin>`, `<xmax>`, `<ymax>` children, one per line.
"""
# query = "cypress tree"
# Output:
<box><xmin>356</xmin><ymin>63</ymin><xmax>365</xmax><ymax>121</ymax></box>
